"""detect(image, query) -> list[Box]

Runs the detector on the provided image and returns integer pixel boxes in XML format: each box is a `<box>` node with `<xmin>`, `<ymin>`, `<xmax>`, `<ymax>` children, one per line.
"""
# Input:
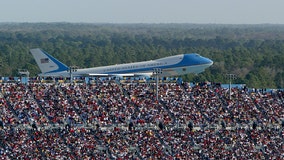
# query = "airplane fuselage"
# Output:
<box><xmin>30</xmin><ymin>48</ymin><xmax>213</xmax><ymax>78</ymax></box>
<box><xmin>39</xmin><ymin>53</ymin><xmax>213</xmax><ymax>77</ymax></box>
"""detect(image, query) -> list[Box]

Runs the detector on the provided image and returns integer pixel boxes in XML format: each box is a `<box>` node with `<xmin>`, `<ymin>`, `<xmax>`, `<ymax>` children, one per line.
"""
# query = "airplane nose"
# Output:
<box><xmin>203</xmin><ymin>57</ymin><xmax>213</xmax><ymax>65</ymax></box>
<box><xmin>207</xmin><ymin>58</ymin><xmax>213</xmax><ymax>65</ymax></box>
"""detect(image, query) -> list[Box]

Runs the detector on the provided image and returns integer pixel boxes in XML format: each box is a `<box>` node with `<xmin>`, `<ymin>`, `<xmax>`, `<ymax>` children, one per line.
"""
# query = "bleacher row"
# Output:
<box><xmin>0</xmin><ymin>80</ymin><xmax>283</xmax><ymax>159</ymax></box>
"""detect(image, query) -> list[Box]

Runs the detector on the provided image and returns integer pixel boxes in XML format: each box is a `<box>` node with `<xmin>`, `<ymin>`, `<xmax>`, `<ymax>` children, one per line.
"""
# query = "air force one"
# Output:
<box><xmin>30</xmin><ymin>48</ymin><xmax>213</xmax><ymax>78</ymax></box>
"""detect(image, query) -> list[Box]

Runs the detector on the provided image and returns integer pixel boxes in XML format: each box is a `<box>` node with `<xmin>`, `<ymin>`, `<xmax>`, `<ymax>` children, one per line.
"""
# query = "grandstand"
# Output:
<box><xmin>0</xmin><ymin>79</ymin><xmax>283</xmax><ymax>159</ymax></box>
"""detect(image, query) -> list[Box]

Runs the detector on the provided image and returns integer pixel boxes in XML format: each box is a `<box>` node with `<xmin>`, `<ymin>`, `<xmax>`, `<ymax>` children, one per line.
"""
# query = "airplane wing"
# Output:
<box><xmin>87</xmin><ymin>72</ymin><xmax>153</xmax><ymax>77</ymax></box>
<box><xmin>87</xmin><ymin>73</ymin><xmax>115</xmax><ymax>77</ymax></box>
<box><xmin>133</xmin><ymin>73</ymin><xmax>153</xmax><ymax>77</ymax></box>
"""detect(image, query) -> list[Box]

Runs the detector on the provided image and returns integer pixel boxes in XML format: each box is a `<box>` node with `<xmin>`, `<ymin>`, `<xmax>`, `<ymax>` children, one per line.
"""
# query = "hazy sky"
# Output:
<box><xmin>0</xmin><ymin>0</ymin><xmax>283</xmax><ymax>24</ymax></box>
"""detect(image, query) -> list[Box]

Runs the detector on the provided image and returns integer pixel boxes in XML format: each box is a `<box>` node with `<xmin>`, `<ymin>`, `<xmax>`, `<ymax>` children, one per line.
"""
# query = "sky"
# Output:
<box><xmin>0</xmin><ymin>0</ymin><xmax>284</xmax><ymax>24</ymax></box>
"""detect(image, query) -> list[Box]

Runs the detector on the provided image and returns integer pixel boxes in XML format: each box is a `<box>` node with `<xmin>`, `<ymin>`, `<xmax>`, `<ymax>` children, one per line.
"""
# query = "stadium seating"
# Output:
<box><xmin>0</xmin><ymin>80</ymin><xmax>283</xmax><ymax>159</ymax></box>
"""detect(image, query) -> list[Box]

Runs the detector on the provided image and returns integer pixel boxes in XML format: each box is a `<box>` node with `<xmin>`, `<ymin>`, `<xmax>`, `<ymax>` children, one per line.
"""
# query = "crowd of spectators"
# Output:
<box><xmin>0</xmin><ymin>79</ymin><xmax>283</xmax><ymax>159</ymax></box>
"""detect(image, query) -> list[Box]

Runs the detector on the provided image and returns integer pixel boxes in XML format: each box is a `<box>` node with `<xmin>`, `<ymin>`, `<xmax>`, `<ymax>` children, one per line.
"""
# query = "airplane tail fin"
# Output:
<box><xmin>30</xmin><ymin>48</ymin><xmax>69</xmax><ymax>74</ymax></box>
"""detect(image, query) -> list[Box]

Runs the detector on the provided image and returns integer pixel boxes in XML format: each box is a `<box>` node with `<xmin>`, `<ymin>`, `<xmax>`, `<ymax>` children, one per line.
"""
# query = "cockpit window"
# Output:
<box><xmin>195</xmin><ymin>54</ymin><xmax>201</xmax><ymax>57</ymax></box>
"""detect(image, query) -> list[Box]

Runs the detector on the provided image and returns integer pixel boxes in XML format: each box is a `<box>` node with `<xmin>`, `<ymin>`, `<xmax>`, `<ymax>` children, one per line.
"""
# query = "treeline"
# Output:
<box><xmin>0</xmin><ymin>23</ymin><xmax>283</xmax><ymax>88</ymax></box>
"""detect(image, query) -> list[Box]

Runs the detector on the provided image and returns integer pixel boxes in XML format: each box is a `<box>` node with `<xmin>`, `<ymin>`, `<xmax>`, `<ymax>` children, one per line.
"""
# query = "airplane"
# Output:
<box><xmin>30</xmin><ymin>48</ymin><xmax>213</xmax><ymax>78</ymax></box>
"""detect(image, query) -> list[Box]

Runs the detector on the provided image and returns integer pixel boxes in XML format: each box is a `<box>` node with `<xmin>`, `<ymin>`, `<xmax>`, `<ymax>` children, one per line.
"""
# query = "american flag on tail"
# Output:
<box><xmin>40</xmin><ymin>58</ymin><xmax>49</xmax><ymax>63</ymax></box>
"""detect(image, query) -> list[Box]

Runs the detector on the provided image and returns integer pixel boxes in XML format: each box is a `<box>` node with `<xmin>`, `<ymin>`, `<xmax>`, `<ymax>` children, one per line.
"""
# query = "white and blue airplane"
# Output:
<box><xmin>30</xmin><ymin>48</ymin><xmax>213</xmax><ymax>78</ymax></box>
